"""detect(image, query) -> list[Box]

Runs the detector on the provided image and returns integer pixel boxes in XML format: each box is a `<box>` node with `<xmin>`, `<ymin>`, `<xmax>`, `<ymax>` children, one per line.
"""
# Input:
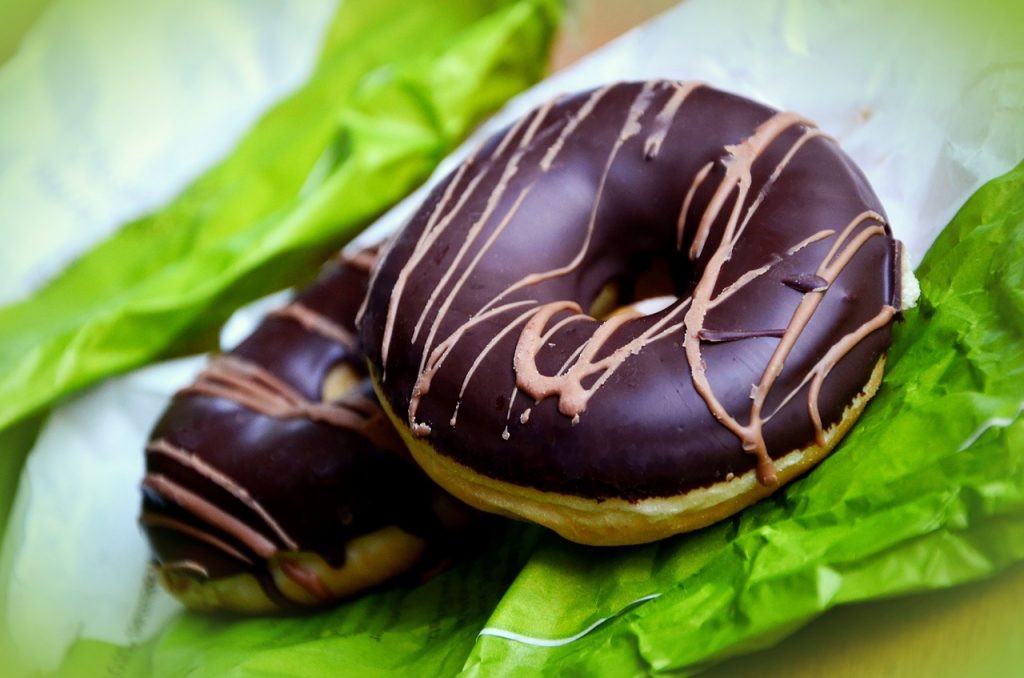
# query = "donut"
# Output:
<box><xmin>357</xmin><ymin>80</ymin><xmax>908</xmax><ymax>546</ymax></box>
<box><xmin>140</xmin><ymin>249</ymin><xmax>475</xmax><ymax>613</ymax></box>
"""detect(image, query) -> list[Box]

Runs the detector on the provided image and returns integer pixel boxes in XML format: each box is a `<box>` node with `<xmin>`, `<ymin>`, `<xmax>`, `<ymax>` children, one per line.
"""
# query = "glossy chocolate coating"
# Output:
<box><xmin>359</xmin><ymin>81</ymin><xmax>900</xmax><ymax>501</ymax></box>
<box><xmin>140</xmin><ymin>254</ymin><xmax>463</xmax><ymax>598</ymax></box>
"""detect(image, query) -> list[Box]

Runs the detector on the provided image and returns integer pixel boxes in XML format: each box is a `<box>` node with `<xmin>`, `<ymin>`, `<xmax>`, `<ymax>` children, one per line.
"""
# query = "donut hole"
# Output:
<box><xmin>321</xmin><ymin>362</ymin><xmax>361</xmax><ymax>402</ymax></box>
<box><xmin>587</xmin><ymin>254</ymin><xmax>683</xmax><ymax>319</ymax></box>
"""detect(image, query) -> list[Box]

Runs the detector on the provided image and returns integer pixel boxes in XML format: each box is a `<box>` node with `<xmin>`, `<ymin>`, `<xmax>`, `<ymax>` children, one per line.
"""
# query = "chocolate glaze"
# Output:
<box><xmin>140</xmin><ymin>252</ymin><xmax>470</xmax><ymax>605</ymax></box>
<box><xmin>359</xmin><ymin>81</ymin><xmax>901</xmax><ymax>502</ymax></box>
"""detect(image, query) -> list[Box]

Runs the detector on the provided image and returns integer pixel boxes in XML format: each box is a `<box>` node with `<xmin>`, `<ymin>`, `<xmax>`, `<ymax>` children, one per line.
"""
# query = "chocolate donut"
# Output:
<box><xmin>358</xmin><ymin>80</ymin><xmax>907</xmax><ymax>546</ymax></box>
<box><xmin>140</xmin><ymin>250</ymin><xmax>475</xmax><ymax>613</ymax></box>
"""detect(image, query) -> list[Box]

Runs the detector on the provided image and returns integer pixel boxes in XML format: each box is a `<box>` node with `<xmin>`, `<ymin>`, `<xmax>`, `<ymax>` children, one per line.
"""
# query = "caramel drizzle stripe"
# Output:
<box><xmin>515</xmin><ymin>273</ymin><xmax>701</xmax><ymax>416</ymax></box>
<box><xmin>410</xmin><ymin>105</ymin><xmax>552</xmax><ymax>348</ymax></box>
<box><xmin>787</xmin><ymin>228</ymin><xmax>836</xmax><ymax>255</ymax></box>
<box><xmin>476</xmin><ymin>82</ymin><xmax>660</xmax><ymax>321</ymax></box>
<box><xmin>555</xmin><ymin>329</ymin><xmax>593</xmax><ymax>373</ymax></box>
<box><xmin>321</xmin><ymin>388</ymin><xmax>412</xmax><ymax>461</ymax></box>
<box><xmin>159</xmin><ymin>560</ymin><xmax>210</xmax><ymax>577</ymax></box>
<box><xmin>543</xmin><ymin>313</ymin><xmax>591</xmax><ymax>345</ymax></box>
<box><xmin>501</xmin><ymin>314</ymin><xmax>589</xmax><ymax>433</ymax></box>
<box><xmin>685</xmin><ymin>205</ymin><xmax>885</xmax><ymax>484</ymax></box>
<box><xmin>687</xmin><ymin>113</ymin><xmax>812</xmax><ymax>262</ymax></box>
<box><xmin>501</xmin><ymin>386</ymin><xmax>521</xmax><ymax>440</ymax></box>
<box><xmin>644</xmin><ymin>319</ymin><xmax>688</xmax><ymax>344</ymax></box>
<box><xmin>339</xmin><ymin>247</ymin><xmax>378</xmax><ymax>273</ymax></box>
<box><xmin>146</xmin><ymin>438</ymin><xmax>300</xmax><ymax>551</ymax></box>
<box><xmin>677</xmin><ymin>161</ymin><xmax>714</xmax><ymax>250</ymax></box>
<box><xmin>705</xmin><ymin>204</ymin><xmax>828</xmax><ymax>312</ymax></box>
<box><xmin>570</xmin><ymin>301</ymin><xmax>688</xmax><ymax>373</ymax></box>
<box><xmin>140</xmin><ymin>510</ymin><xmax>254</xmax><ymax>566</ymax></box>
<box><xmin>181</xmin><ymin>355</ymin><xmax>374</xmax><ymax>432</ymax></box>
<box><xmin>408</xmin><ymin>300</ymin><xmax>536</xmax><ymax>435</ymax></box>
<box><xmin>380</xmin><ymin>145</ymin><xmax>482</xmax><ymax>372</ymax></box>
<box><xmin>413</xmin><ymin>182</ymin><xmax>535</xmax><ymax>382</ymax></box>
<box><xmin>524</xmin><ymin>327</ymin><xmax>599</xmax><ymax>421</ymax></box>
<box><xmin>729</xmin><ymin>128</ymin><xmax>828</xmax><ymax>248</ymax></box>
<box><xmin>494</xmin><ymin>96</ymin><xmax>550</xmax><ymax>159</ymax></box>
<box><xmin>514</xmin><ymin>295</ymin><xmax>694</xmax><ymax>420</ymax></box>
<box><xmin>339</xmin><ymin>392</ymin><xmax>383</xmax><ymax>418</ymax></box>
<box><xmin>278</xmin><ymin>560</ymin><xmax>335</xmax><ymax>602</ymax></box>
<box><xmin>556</xmin><ymin>312</ymin><xmax>649</xmax><ymax>422</ymax></box>
<box><xmin>679</xmin><ymin>112</ymin><xmax>815</xmax><ymax>482</ymax></box>
<box><xmin>515</xmin><ymin>302</ymin><xmax>637</xmax><ymax>417</ymax></box>
<box><xmin>506</xmin><ymin>313</ymin><xmax>602</xmax><ymax>435</ymax></box>
<box><xmin>356</xmin><ymin>237</ymin><xmax>392</xmax><ymax>328</ymax></box>
<box><xmin>271</xmin><ymin>302</ymin><xmax>357</xmax><ymax>350</ymax></box>
<box><xmin>644</xmin><ymin>81</ymin><xmax>704</xmax><ymax>159</ymax></box>
<box><xmin>356</xmin><ymin>239</ymin><xmax>391</xmax><ymax>329</ymax></box>
<box><xmin>184</xmin><ymin>356</ymin><xmax>295</xmax><ymax>416</ymax></box>
<box><xmin>821</xmin><ymin>210</ymin><xmax>886</xmax><ymax>267</ymax></box>
<box><xmin>760</xmin><ymin>306</ymin><xmax>896</xmax><ymax>431</ymax></box>
<box><xmin>807</xmin><ymin>305</ymin><xmax>896</xmax><ymax>442</ymax></box>
<box><xmin>756</xmin><ymin>215</ymin><xmax>888</xmax><ymax>438</ymax></box>
<box><xmin>708</xmin><ymin>259</ymin><xmax>778</xmax><ymax>309</ymax></box>
<box><xmin>540</xmin><ymin>85</ymin><xmax>612</xmax><ymax>171</ymax></box>
<box><xmin>142</xmin><ymin>473</ymin><xmax>279</xmax><ymax>559</ymax></box>
<box><xmin>381</xmin><ymin>100</ymin><xmax>555</xmax><ymax>374</ymax></box>
<box><xmin>705</xmin><ymin>227</ymin><xmax>834</xmax><ymax>311</ymax></box>
<box><xmin>450</xmin><ymin>306</ymin><xmax>539</xmax><ymax>426</ymax></box>
<box><xmin>698</xmin><ymin>127</ymin><xmax>830</xmax><ymax>307</ymax></box>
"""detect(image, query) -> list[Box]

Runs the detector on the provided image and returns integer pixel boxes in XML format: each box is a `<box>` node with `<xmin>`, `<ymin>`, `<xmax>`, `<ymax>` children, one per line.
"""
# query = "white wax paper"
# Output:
<box><xmin>0</xmin><ymin>0</ymin><xmax>337</xmax><ymax>305</ymax></box>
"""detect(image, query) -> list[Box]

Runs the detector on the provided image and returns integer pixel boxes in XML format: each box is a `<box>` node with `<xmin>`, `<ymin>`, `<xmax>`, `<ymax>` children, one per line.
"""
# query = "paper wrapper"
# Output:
<box><xmin>2</xmin><ymin>0</ymin><xmax>1024</xmax><ymax>675</ymax></box>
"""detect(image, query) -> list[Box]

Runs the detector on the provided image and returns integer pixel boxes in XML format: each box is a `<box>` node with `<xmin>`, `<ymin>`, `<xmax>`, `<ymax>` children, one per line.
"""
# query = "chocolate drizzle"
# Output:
<box><xmin>140</xmin><ymin>252</ymin><xmax>471</xmax><ymax>609</ymax></box>
<box><xmin>271</xmin><ymin>302</ymin><xmax>358</xmax><ymax>349</ymax></box>
<box><xmin>146</xmin><ymin>437</ymin><xmax>299</xmax><ymax>551</ymax></box>
<box><xmin>697</xmin><ymin>328</ymin><xmax>787</xmax><ymax>343</ymax></box>
<box><xmin>782</xmin><ymin>273</ymin><xmax>830</xmax><ymax>294</ymax></box>
<box><xmin>359</xmin><ymin>81</ymin><xmax>900</xmax><ymax>501</ymax></box>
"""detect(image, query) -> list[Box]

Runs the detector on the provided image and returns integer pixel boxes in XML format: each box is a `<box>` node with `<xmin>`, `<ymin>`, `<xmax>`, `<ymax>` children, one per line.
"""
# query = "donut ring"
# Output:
<box><xmin>358</xmin><ymin>81</ymin><xmax>905</xmax><ymax>546</ymax></box>
<box><xmin>140</xmin><ymin>250</ymin><xmax>475</xmax><ymax>613</ymax></box>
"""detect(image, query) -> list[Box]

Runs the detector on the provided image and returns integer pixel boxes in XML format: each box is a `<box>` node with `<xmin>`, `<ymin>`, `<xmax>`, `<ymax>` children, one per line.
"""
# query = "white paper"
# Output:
<box><xmin>0</xmin><ymin>358</ymin><xmax>204</xmax><ymax>669</ymax></box>
<box><xmin>356</xmin><ymin>0</ymin><xmax>1024</xmax><ymax>266</ymax></box>
<box><xmin>0</xmin><ymin>0</ymin><xmax>338</xmax><ymax>305</ymax></box>
<box><xmin>5</xmin><ymin>0</ymin><xmax>1024</xmax><ymax>671</ymax></box>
